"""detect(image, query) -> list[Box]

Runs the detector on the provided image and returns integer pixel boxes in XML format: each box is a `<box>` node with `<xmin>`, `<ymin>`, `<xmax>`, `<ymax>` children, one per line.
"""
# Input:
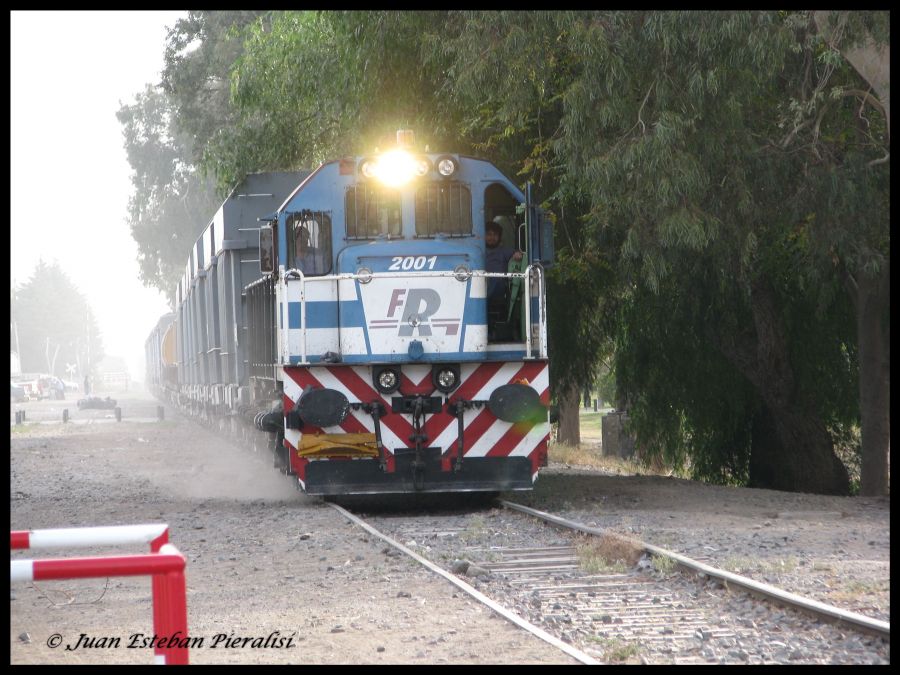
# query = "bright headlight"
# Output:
<box><xmin>378</xmin><ymin>370</ymin><xmax>398</xmax><ymax>390</ymax></box>
<box><xmin>374</xmin><ymin>149</ymin><xmax>416</xmax><ymax>187</ymax></box>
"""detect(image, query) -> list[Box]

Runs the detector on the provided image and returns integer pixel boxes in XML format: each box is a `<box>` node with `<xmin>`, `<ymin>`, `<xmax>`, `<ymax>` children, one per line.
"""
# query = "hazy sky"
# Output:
<box><xmin>11</xmin><ymin>10</ymin><xmax>188</xmax><ymax>381</ymax></box>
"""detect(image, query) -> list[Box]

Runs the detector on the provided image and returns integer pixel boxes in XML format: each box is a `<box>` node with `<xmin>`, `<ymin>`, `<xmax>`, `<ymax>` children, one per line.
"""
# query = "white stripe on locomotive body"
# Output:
<box><xmin>276</xmin><ymin>255</ymin><xmax>544</xmax><ymax>364</ymax></box>
<box><xmin>510</xmin><ymin>421</ymin><xmax>552</xmax><ymax>457</ymax></box>
<box><xmin>472</xmin><ymin>362</ymin><xmax>527</xmax><ymax>400</ymax></box>
<box><xmin>284</xmin><ymin>277</ymin><xmax>340</xmax><ymax>357</ymax></box>
<box><xmin>466</xmin><ymin>425</ymin><xmax>511</xmax><ymax>458</ymax></box>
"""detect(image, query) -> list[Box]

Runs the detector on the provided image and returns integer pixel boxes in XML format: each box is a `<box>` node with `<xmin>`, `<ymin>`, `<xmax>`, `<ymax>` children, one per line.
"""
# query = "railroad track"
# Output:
<box><xmin>330</xmin><ymin>498</ymin><xmax>890</xmax><ymax>665</ymax></box>
<box><xmin>500</xmin><ymin>501</ymin><xmax>890</xmax><ymax>638</ymax></box>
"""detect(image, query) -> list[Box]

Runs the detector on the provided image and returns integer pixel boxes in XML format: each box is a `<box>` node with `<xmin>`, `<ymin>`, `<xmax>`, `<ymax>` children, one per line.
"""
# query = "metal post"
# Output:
<box><xmin>115</xmin><ymin>407</ymin><xmax>122</xmax><ymax>422</ymax></box>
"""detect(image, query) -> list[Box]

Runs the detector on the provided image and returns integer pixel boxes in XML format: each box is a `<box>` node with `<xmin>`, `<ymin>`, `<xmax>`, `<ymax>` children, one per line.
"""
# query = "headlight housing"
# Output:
<box><xmin>359</xmin><ymin>157</ymin><xmax>378</xmax><ymax>179</ymax></box>
<box><xmin>432</xmin><ymin>364</ymin><xmax>460</xmax><ymax>393</ymax></box>
<box><xmin>373</xmin><ymin>366</ymin><xmax>401</xmax><ymax>394</ymax></box>
<box><xmin>414</xmin><ymin>156</ymin><xmax>432</xmax><ymax>177</ymax></box>
<box><xmin>436</xmin><ymin>155</ymin><xmax>458</xmax><ymax>177</ymax></box>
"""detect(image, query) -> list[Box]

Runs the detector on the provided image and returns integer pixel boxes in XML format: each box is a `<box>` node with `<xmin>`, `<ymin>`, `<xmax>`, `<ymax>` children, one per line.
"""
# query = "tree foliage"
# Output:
<box><xmin>11</xmin><ymin>261</ymin><xmax>104</xmax><ymax>378</ymax></box>
<box><xmin>117</xmin><ymin>11</ymin><xmax>263</xmax><ymax>304</ymax></box>
<box><xmin>117</xmin><ymin>84</ymin><xmax>220</xmax><ymax>304</ymax></box>
<box><xmin>120</xmin><ymin>10</ymin><xmax>889</xmax><ymax>494</ymax></box>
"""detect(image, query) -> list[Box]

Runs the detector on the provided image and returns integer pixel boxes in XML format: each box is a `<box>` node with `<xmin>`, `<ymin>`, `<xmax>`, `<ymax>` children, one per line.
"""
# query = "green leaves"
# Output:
<box><xmin>116</xmin><ymin>10</ymin><xmax>886</xmax><ymax>490</ymax></box>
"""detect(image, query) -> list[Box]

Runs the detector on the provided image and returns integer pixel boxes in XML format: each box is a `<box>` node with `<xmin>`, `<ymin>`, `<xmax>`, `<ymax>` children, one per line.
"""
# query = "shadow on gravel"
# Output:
<box><xmin>326</xmin><ymin>491</ymin><xmax>500</xmax><ymax>515</ymax></box>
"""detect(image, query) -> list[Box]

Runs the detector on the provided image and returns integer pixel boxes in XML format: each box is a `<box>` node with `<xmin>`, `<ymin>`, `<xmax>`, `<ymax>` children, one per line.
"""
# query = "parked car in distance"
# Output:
<box><xmin>12</xmin><ymin>375</ymin><xmax>39</xmax><ymax>401</ymax></box>
<box><xmin>10</xmin><ymin>381</ymin><xmax>26</xmax><ymax>403</ymax></box>
<box><xmin>37</xmin><ymin>375</ymin><xmax>66</xmax><ymax>400</ymax></box>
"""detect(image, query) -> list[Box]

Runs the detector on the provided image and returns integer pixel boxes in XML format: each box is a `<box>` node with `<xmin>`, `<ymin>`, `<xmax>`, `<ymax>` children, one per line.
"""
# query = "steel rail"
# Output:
<box><xmin>327</xmin><ymin>501</ymin><xmax>600</xmax><ymax>665</ymax></box>
<box><xmin>500</xmin><ymin>500</ymin><xmax>889</xmax><ymax>640</ymax></box>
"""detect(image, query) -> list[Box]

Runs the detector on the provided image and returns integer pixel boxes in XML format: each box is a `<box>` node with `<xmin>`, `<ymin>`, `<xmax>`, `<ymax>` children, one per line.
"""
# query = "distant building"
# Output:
<box><xmin>95</xmin><ymin>355</ymin><xmax>131</xmax><ymax>393</ymax></box>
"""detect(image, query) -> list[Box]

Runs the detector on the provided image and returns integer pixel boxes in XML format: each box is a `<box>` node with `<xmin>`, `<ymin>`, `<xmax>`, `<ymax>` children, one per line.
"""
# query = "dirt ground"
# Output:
<box><xmin>9</xmin><ymin>387</ymin><xmax>889</xmax><ymax>664</ymax></box>
<box><xmin>9</xmin><ymin>387</ymin><xmax>579</xmax><ymax>665</ymax></box>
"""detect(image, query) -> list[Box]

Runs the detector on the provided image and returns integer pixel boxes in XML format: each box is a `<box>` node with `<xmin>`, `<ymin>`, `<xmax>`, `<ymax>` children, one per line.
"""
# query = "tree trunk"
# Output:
<box><xmin>857</xmin><ymin>264</ymin><xmax>890</xmax><ymax>495</ymax></box>
<box><xmin>556</xmin><ymin>381</ymin><xmax>581</xmax><ymax>446</ymax></box>
<box><xmin>749</xmin><ymin>405</ymin><xmax>850</xmax><ymax>495</ymax></box>
<box><xmin>717</xmin><ymin>277</ymin><xmax>851</xmax><ymax>494</ymax></box>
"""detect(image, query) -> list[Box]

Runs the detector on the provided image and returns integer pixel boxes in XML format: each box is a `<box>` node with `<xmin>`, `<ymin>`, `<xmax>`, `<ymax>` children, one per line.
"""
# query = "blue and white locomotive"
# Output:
<box><xmin>146</xmin><ymin>131</ymin><xmax>555</xmax><ymax>495</ymax></box>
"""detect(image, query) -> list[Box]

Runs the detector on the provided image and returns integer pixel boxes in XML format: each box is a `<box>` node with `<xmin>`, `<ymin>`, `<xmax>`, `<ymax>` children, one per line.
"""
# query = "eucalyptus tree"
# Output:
<box><xmin>426</xmin><ymin>11</ymin><xmax>883</xmax><ymax>493</ymax></box>
<box><xmin>209</xmin><ymin>10</ymin><xmax>457</xmax><ymax>193</ymax></box>
<box><xmin>117</xmin><ymin>11</ymin><xmax>264</xmax><ymax>304</ymax></box>
<box><xmin>798</xmin><ymin>10</ymin><xmax>889</xmax><ymax>495</ymax></box>
<box><xmin>11</xmin><ymin>261</ymin><xmax>104</xmax><ymax>377</ymax></box>
<box><xmin>117</xmin><ymin>84</ymin><xmax>220</xmax><ymax>304</ymax></box>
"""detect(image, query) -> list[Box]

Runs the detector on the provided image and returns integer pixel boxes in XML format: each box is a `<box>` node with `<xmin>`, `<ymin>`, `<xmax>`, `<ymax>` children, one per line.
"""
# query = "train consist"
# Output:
<box><xmin>145</xmin><ymin>132</ymin><xmax>555</xmax><ymax>495</ymax></box>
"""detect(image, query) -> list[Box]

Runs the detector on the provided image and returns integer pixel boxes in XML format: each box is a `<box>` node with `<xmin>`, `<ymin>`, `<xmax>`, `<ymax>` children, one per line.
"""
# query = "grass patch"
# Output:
<box><xmin>827</xmin><ymin>579</ymin><xmax>889</xmax><ymax>604</ymax></box>
<box><xmin>548</xmin><ymin>439</ymin><xmax>686</xmax><ymax>478</ymax></box>
<box><xmin>651</xmin><ymin>553</ymin><xmax>678</xmax><ymax>576</ymax></box>
<box><xmin>576</xmin><ymin>534</ymin><xmax>643</xmax><ymax>573</ymax></box>
<box><xmin>579</xmin><ymin>411</ymin><xmax>606</xmax><ymax>437</ymax></box>
<box><xmin>459</xmin><ymin>515</ymin><xmax>488</xmax><ymax>543</ymax></box>
<box><xmin>589</xmin><ymin>636</ymin><xmax>640</xmax><ymax>663</ymax></box>
<box><xmin>721</xmin><ymin>555</ymin><xmax>799</xmax><ymax>574</ymax></box>
<box><xmin>549</xmin><ymin>442</ymin><xmax>649</xmax><ymax>475</ymax></box>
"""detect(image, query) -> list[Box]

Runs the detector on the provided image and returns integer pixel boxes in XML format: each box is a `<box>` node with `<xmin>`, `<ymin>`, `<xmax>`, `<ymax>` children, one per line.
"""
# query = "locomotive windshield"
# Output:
<box><xmin>344</xmin><ymin>184</ymin><xmax>401</xmax><ymax>239</ymax></box>
<box><xmin>414</xmin><ymin>182</ymin><xmax>472</xmax><ymax>237</ymax></box>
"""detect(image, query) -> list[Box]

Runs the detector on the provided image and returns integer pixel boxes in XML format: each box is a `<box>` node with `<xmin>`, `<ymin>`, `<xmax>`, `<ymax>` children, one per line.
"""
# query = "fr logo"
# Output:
<box><xmin>368</xmin><ymin>288</ymin><xmax>461</xmax><ymax>336</ymax></box>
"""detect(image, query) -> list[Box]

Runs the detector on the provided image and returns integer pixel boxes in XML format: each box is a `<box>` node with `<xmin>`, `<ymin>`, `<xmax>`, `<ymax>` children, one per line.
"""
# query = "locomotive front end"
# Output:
<box><xmin>269</xmin><ymin>135</ymin><xmax>554</xmax><ymax>494</ymax></box>
<box><xmin>155</xmin><ymin>134</ymin><xmax>557</xmax><ymax>496</ymax></box>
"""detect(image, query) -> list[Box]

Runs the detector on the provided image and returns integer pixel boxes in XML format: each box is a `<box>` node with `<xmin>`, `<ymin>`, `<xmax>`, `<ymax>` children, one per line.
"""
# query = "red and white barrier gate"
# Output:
<box><xmin>10</xmin><ymin>524</ymin><xmax>189</xmax><ymax>665</ymax></box>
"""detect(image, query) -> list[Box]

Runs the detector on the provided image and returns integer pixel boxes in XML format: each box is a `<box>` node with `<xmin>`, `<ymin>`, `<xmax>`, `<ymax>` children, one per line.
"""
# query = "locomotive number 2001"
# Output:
<box><xmin>388</xmin><ymin>256</ymin><xmax>437</xmax><ymax>271</ymax></box>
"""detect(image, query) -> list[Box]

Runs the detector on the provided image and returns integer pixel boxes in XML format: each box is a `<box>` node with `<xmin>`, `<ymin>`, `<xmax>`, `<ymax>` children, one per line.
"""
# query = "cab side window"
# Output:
<box><xmin>288</xmin><ymin>211</ymin><xmax>332</xmax><ymax>276</ymax></box>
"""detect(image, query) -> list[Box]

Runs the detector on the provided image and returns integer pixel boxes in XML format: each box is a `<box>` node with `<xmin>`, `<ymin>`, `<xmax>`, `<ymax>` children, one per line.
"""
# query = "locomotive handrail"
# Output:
<box><xmin>525</xmin><ymin>265</ymin><xmax>532</xmax><ymax>358</ymax></box>
<box><xmin>244</xmin><ymin>275</ymin><xmax>273</xmax><ymax>292</ymax></box>
<box><xmin>279</xmin><ymin>265</ymin><xmax>548</xmax><ymax>364</ymax></box>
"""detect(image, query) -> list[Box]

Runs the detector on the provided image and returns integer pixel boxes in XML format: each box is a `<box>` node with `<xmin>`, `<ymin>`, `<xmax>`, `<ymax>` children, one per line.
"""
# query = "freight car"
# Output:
<box><xmin>146</xmin><ymin>132</ymin><xmax>555</xmax><ymax>495</ymax></box>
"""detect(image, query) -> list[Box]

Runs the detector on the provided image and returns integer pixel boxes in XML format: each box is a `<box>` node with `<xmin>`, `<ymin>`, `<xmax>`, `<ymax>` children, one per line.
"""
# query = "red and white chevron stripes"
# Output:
<box><xmin>281</xmin><ymin>361</ymin><xmax>550</xmax><ymax>485</ymax></box>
